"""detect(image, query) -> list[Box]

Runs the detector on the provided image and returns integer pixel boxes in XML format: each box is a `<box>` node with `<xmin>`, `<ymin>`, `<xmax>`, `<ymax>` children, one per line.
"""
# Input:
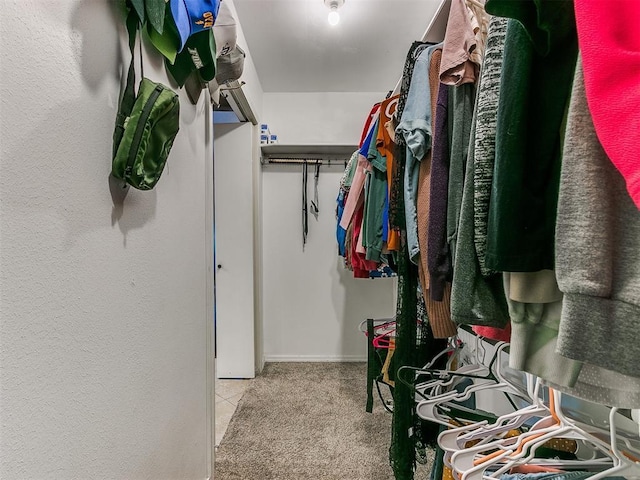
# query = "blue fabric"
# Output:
<box><xmin>359</xmin><ymin>118</ymin><xmax>378</xmax><ymax>158</ymax></box>
<box><xmin>396</xmin><ymin>43</ymin><xmax>443</xmax><ymax>264</ymax></box>
<box><xmin>369</xmin><ymin>265</ymin><xmax>396</xmax><ymax>278</ymax></box>
<box><xmin>336</xmin><ymin>190</ymin><xmax>346</xmax><ymax>257</ymax></box>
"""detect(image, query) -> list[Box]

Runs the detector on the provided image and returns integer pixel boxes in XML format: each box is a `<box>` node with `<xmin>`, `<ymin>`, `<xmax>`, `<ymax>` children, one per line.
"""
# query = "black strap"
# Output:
<box><xmin>302</xmin><ymin>161</ymin><xmax>309</xmax><ymax>248</ymax></box>
<box><xmin>310</xmin><ymin>161</ymin><xmax>320</xmax><ymax>220</ymax></box>
<box><xmin>123</xmin><ymin>11</ymin><xmax>139</xmax><ymax>116</ymax></box>
<box><xmin>113</xmin><ymin>10</ymin><xmax>139</xmax><ymax>159</ymax></box>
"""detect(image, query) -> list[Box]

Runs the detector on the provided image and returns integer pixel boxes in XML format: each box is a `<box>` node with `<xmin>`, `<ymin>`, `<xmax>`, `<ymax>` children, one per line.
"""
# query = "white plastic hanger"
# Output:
<box><xmin>588</xmin><ymin>407</ymin><xmax>640</xmax><ymax>480</ymax></box>
<box><xmin>416</xmin><ymin>343</ymin><xmax>526</xmax><ymax>423</ymax></box>
<box><xmin>456</xmin><ymin>389</ymin><xmax>619</xmax><ymax>480</ymax></box>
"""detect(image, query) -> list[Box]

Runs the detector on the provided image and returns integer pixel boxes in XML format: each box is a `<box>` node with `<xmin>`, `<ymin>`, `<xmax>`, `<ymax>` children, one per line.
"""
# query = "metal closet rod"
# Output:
<box><xmin>261</xmin><ymin>157</ymin><xmax>347</xmax><ymax>165</ymax></box>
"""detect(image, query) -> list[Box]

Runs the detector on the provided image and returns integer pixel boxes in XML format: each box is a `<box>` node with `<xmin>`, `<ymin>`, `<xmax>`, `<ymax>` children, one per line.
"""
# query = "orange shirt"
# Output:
<box><xmin>377</xmin><ymin>94</ymin><xmax>400</xmax><ymax>251</ymax></box>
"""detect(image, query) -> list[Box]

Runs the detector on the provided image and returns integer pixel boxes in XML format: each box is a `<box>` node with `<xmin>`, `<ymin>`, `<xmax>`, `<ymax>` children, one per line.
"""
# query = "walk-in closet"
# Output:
<box><xmin>1</xmin><ymin>0</ymin><xmax>640</xmax><ymax>479</ymax></box>
<box><xmin>213</xmin><ymin>0</ymin><xmax>640</xmax><ymax>478</ymax></box>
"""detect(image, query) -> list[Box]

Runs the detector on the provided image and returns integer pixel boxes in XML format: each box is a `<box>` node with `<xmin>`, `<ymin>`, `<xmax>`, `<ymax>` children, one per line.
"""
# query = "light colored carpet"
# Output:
<box><xmin>214</xmin><ymin>362</ymin><xmax>432</xmax><ymax>480</ymax></box>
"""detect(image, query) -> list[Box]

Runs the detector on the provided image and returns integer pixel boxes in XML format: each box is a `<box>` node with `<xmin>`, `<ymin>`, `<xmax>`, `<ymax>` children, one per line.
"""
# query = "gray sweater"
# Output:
<box><xmin>556</xmin><ymin>56</ymin><xmax>640</xmax><ymax>381</ymax></box>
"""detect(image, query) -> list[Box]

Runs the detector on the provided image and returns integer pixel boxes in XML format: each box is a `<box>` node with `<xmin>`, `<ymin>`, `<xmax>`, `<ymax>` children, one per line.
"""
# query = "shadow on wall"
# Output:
<box><xmin>73</xmin><ymin>0</ymin><xmax>159</xmax><ymax>245</ymax></box>
<box><xmin>71</xmin><ymin>0</ymin><xmax>121</xmax><ymax>92</ymax></box>
<box><xmin>0</xmin><ymin>0</ymin><xmax>158</xmax><ymax>249</ymax></box>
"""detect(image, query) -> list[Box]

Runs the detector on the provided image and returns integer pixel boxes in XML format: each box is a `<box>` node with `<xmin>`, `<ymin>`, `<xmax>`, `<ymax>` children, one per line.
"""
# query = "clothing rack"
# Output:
<box><xmin>260</xmin><ymin>157</ymin><xmax>346</xmax><ymax>166</ymax></box>
<box><xmin>261</xmin><ymin>144</ymin><xmax>357</xmax><ymax>166</ymax></box>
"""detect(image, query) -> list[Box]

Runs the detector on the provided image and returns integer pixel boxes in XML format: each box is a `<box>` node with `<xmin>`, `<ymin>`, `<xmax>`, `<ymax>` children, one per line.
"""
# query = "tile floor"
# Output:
<box><xmin>215</xmin><ymin>378</ymin><xmax>251</xmax><ymax>447</ymax></box>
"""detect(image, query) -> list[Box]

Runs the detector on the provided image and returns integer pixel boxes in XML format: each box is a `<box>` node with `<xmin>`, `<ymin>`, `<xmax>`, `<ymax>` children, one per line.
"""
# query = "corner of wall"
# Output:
<box><xmin>223</xmin><ymin>0</ymin><xmax>266</xmax><ymax>373</ymax></box>
<box><xmin>252</xmin><ymin>123</ymin><xmax>265</xmax><ymax>374</ymax></box>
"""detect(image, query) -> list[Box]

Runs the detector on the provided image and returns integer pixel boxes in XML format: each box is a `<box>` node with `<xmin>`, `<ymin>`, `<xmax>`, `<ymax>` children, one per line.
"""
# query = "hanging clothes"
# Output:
<box><xmin>389</xmin><ymin>41</ymin><xmax>433</xmax><ymax>231</ymax></box>
<box><xmin>339</xmin><ymin>108</ymin><xmax>379</xmax><ymax>233</ymax></box>
<box><xmin>449</xmin><ymin>77</ymin><xmax>509</xmax><ymax>328</ymax></box>
<box><xmin>426</xmin><ymin>82</ymin><xmax>451</xmax><ymax>303</ymax></box>
<box><xmin>448</xmin><ymin>14</ymin><xmax>510</xmax><ymax>329</ymax></box>
<box><xmin>472</xmin><ymin>15</ymin><xmax>507</xmax><ymax>278</ymax></box>
<box><xmin>439</xmin><ymin>0</ymin><xmax>487</xmax><ymax>85</ymax></box>
<box><xmin>545</xmin><ymin>56</ymin><xmax>640</xmax><ymax>408</ymax></box>
<box><xmin>336</xmin><ymin>150</ymin><xmax>359</xmax><ymax>257</ymax></box>
<box><xmin>574</xmin><ymin>0</ymin><xmax>640</xmax><ymax>210</ymax></box>
<box><xmin>376</xmin><ymin>94</ymin><xmax>401</xmax><ymax>251</ymax></box>
<box><xmin>483</xmin><ymin>0</ymin><xmax>578</xmax><ymax>273</ymax></box>
<box><xmin>396</xmin><ymin>43</ymin><xmax>442</xmax><ymax>265</ymax></box>
<box><xmin>363</xmin><ymin>120</ymin><xmax>387</xmax><ymax>262</ymax></box>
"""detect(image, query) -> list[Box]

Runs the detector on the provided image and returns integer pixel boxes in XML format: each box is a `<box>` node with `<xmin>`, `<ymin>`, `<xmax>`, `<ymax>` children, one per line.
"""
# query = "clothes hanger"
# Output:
<box><xmin>440</xmin><ymin>376</ymin><xmax>546</xmax><ymax>455</ymax></box>
<box><xmin>416</xmin><ymin>343</ymin><xmax>525</xmax><ymax>402</ymax></box>
<box><xmin>554</xmin><ymin>389</ymin><xmax>640</xmax><ymax>462</ymax></box>
<box><xmin>372</xmin><ymin>328</ymin><xmax>395</xmax><ymax>349</ymax></box>
<box><xmin>456</xmin><ymin>389</ymin><xmax>618</xmax><ymax>480</ymax></box>
<box><xmin>448</xmin><ymin>382</ymin><xmax>559</xmax><ymax>477</ymax></box>
<box><xmin>411</xmin><ymin>339</ymin><xmax>529</xmax><ymax>435</ymax></box>
<box><xmin>414</xmin><ymin>338</ymin><xmax>486</xmax><ymax>398</ymax></box>
<box><xmin>399</xmin><ymin>339</ymin><xmax>502</xmax><ymax>390</ymax></box>
<box><xmin>442</xmin><ymin>391</ymin><xmax>543</xmax><ymax>475</ymax></box>
<box><xmin>588</xmin><ymin>407</ymin><xmax>640</xmax><ymax>480</ymax></box>
<box><xmin>358</xmin><ymin>317</ymin><xmax>395</xmax><ymax>334</ymax></box>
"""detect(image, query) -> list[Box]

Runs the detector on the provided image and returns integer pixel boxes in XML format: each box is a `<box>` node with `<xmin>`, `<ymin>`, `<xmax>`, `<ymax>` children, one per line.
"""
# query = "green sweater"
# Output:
<box><xmin>484</xmin><ymin>0</ymin><xmax>578</xmax><ymax>272</ymax></box>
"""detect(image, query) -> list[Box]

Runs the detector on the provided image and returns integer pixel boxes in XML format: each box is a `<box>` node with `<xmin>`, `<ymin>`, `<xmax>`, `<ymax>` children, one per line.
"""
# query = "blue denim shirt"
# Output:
<box><xmin>396</xmin><ymin>43</ymin><xmax>443</xmax><ymax>264</ymax></box>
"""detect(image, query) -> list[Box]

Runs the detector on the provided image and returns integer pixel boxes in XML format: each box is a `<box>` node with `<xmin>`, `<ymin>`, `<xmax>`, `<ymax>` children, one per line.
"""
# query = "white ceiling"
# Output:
<box><xmin>233</xmin><ymin>0</ymin><xmax>443</xmax><ymax>93</ymax></box>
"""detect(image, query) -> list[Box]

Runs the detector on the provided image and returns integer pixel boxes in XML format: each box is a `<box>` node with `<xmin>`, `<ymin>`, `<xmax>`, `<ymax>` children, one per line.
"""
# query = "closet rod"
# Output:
<box><xmin>261</xmin><ymin>157</ymin><xmax>346</xmax><ymax>166</ymax></box>
<box><xmin>391</xmin><ymin>0</ymin><xmax>452</xmax><ymax>95</ymax></box>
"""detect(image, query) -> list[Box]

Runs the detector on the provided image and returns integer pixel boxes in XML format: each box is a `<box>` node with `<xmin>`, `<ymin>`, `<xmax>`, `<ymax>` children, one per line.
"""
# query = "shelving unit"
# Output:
<box><xmin>260</xmin><ymin>144</ymin><xmax>357</xmax><ymax>166</ymax></box>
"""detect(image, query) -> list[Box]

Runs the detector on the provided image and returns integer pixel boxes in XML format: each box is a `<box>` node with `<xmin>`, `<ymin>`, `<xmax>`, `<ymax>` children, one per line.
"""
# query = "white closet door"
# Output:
<box><xmin>214</xmin><ymin>123</ymin><xmax>255</xmax><ymax>379</ymax></box>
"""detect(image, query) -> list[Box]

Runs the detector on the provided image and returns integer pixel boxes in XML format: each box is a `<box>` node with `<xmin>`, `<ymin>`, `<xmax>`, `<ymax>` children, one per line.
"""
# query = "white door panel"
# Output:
<box><xmin>214</xmin><ymin>123</ymin><xmax>255</xmax><ymax>379</ymax></box>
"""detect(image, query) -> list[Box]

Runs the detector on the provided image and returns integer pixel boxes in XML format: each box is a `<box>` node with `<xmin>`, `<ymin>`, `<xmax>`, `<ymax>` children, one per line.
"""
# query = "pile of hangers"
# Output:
<box><xmin>397</xmin><ymin>334</ymin><xmax>640</xmax><ymax>480</ymax></box>
<box><xmin>360</xmin><ymin>318</ymin><xmax>401</xmax><ymax>413</ymax></box>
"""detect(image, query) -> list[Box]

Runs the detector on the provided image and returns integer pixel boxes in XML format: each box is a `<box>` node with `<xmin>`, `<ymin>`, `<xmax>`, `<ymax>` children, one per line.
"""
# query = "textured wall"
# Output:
<box><xmin>0</xmin><ymin>1</ymin><xmax>212</xmax><ymax>479</ymax></box>
<box><xmin>261</xmin><ymin>92</ymin><xmax>397</xmax><ymax>361</ymax></box>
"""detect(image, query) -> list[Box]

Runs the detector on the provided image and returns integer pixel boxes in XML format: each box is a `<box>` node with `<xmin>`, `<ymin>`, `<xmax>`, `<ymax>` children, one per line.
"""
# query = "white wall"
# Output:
<box><xmin>225</xmin><ymin>0</ymin><xmax>264</xmax><ymax>121</ymax></box>
<box><xmin>214</xmin><ymin>0</ymin><xmax>266</xmax><ymax>373</ymax></box>
<box><xmin>262</xmin><ymin>92</ymin><xmax>385</xmax><ymax>145</ymax></box>
<box><xmin>0</xmin><ymin>2</ymin><xmax>213</xmax><ymax>479</ymax></box>
<box><xmin>261</xmin><ymin>92</ymin><xmax>397</xmax><ymax>361</ymax></box>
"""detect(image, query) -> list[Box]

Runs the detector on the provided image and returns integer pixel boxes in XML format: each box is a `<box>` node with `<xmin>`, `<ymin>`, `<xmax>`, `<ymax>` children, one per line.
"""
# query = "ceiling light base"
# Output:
<box><xmin>324</xmin><ymin>0</ymin><xmax>345</xmax><ymax>8</ymax></box>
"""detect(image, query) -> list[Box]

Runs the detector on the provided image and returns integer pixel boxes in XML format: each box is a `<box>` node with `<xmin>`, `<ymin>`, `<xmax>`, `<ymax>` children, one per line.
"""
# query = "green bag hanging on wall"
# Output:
<box><xmin>112</xmin><ymin>11</ymin><xmax>180</xmax><ymax>191</ymax></box>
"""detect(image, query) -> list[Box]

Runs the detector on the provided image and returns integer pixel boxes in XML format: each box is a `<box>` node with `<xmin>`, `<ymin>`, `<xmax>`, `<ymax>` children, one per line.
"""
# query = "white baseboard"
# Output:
<box><xmin>263</xmin><ymin>354</ymin><xmax>367</xmax><ymax>362</ymax></box>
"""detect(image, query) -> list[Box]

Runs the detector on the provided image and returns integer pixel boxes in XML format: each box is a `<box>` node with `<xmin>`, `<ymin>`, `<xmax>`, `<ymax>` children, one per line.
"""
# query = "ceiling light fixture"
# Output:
<box><xmin>324</xmin><ymin>0</ymin><xmax>344</xmax><ymax>26</ymax></box>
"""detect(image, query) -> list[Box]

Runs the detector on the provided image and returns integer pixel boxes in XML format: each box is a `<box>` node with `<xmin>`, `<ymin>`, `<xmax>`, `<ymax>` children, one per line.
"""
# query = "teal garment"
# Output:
<box><xmin>341</xmin><ymin>150</ymin><xmax>359</xmax><ymax>191</ymax></box>
<box><xmin>484</xmin><ymin>0</ymin><xmax>578</xmax><ymax>272</ymax></box>
<box><xmin>364</xmin><ymin>122</ymin><xmax>387</xmax><ymax>262</ymax></box>
<box><xmin>446</xmin><ymin>83</ymin><xmax>475</xmax><ymax>265</ymax></box>
<box><xmin>451</xmin><ymin>81</ymin><xmax>509</xmax><ymax>328</ymax></box>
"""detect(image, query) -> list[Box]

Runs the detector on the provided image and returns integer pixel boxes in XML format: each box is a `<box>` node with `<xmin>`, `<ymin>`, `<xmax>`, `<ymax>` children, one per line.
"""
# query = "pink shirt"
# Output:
<box><xmin>339</xmin><ymin>154</ymin><xmax>371</xmax><ymax>230</ymax></box>
<box><xmin>575</xmin><ymin>0</ymin><xmax>640</xmax><ymax>209</ymax></box>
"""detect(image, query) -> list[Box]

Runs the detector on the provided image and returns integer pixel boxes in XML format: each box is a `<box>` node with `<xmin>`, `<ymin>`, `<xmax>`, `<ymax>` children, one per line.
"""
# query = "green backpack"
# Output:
<box><xmin>112</xmin><ymin>12</ymin><xmax>180</xmax><ymax>191</ymax></box>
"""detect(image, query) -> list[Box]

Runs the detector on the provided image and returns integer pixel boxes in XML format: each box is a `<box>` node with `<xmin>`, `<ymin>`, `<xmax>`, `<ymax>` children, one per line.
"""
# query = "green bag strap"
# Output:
<box><xmin>121</xmin><ymin>10</ymin><xmax>139</xmax><ymax>118</ymax></box>
<box><xmin>113</xmin><ymin>9</ymin><xmax>140</xmax><ymax>159</ymax></box>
